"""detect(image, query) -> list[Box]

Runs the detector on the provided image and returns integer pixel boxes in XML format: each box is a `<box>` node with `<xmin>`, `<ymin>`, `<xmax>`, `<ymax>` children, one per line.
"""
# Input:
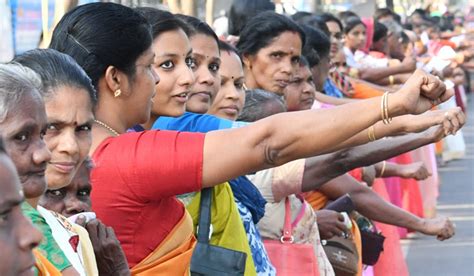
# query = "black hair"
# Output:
<box><xmin>373</xmin><ymin>21</ymin><xmax>388</xmax><ymax>43</ymax></box>
<box><xmin>339</xmin><ymin>11</ymin><xmax>359</xmax><ymax>23</ymax></box>
<box><xmin>343</xmin><ymin>16</ymin><xmax>366</xmax><ymax>34</ymax></box>
<box><xmin>374</xmin><ymin>8</ymin><xmax>394</xmax><ymax>21</ymax></box>
<box><xmin>237</xmin><ymin>11</ymin><xmax>305</xmax><ymax>57</ymax></box>
<box><xmin>228</xmin><ymin>0</ymin><xmax>275</xmax><ymax>36</ymax></box>
<box><xmin>292</xmin><ymin>13</ymin><xmax>330</xmax><ymax>36</ymax></box>
<box><xmin>175</xmin><ymin>14</ymin><xmax>219</xmax><ymax>45</ymax></box>
<box><xmin>301</xmin><ymin>24</ymin><xmax>329</xmax><ymax>66</ymax></box>
<box><xmin>218</xmin><ymin>40</ymin><xmax>241</xmax><ymax>60</ymax></box>
<box><xmin>49</xmin><ymin>2</ymin><xmax>152</xmax><ymax>89</ymax></box>
<box><xmin>299</xmin><ymin>56</ymin><xmax>310</xmax><ymax>67</ymax></box>
<box><xmin>393</xmin><ymin>13</ymin><xmax>402</xmax><ymax>24</ymax></box>
<box><xmin>400</xmin><ymin>31</ymin><xmax>410</xmax><ymax>45</ymax></box>
<box><xmin>13</xmin><ymin>48</ymin><xmax>97</xmax><ymax>105</ymax></box>
<box><xmin>237</xmin><ymin>89</ymin><xmax>286</xmax><ymax>122</ymax></box>
<box><xmin>136</xmin><ymin>7</ymin><xmax>190</xmax><ymax>40</ymax></box>
<box><xmin>319</xmin><ymin>13</ymin><xmax>343</xmax><ymax>32</ymax></box>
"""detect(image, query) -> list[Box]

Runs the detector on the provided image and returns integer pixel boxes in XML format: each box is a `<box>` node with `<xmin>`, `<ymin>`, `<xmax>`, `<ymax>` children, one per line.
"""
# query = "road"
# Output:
<box><xmin>403</xmin><ymin>94</ymin><xmax>474</xmax><ymax>275</ymax></box>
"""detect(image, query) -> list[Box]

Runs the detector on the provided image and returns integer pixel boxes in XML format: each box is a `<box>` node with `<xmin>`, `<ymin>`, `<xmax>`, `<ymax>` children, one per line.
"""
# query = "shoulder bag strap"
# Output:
<box><xmin>196</xmin><ymin>188</ymin><xmax>212</xmax><ymax>243</ymax></box>
<box><xmin>281</xmin><ymin>197</ymin><xmax>294</xmax><ymax>243</ymax></box>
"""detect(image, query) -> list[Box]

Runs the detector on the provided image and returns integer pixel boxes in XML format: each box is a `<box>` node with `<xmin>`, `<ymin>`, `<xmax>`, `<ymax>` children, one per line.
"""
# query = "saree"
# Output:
<box><xmin>185</xmin><ymin>183</ymin><xmax>257</xmax><ymax>276</ymax></box>
<box><xmin>371</xmin><ymin>179</ymin><xmax>409</xmax><ymax>276</ymax></box>
<box><xmin>21</xmin><ymin>202</ymin><xmax>71</xmax><ymax>272</ymax></box>
<box><xmin>33</xmin><ymin>249</ymin><xmax>62</xmax><ymax>276</ymax></box>
<box><xmin>131</xmin><ymin>210</ymin><xmax>196</xmax><ymax>275</ymax></box>
<box><xmin>37</xmin><ymin>206</ymin><xmax>98</xmax><ymax>276</ymax></box>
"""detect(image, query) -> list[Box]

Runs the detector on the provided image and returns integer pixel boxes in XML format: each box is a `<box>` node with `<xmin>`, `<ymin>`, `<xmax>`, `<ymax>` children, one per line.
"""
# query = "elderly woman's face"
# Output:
<box><xmin>0</xmin><ymin>92</ymin><xmax>51</xmax><ymax>200</ymax></box>
<box><xmin>43</xmin><ymin>86</ymin><xmax>94</xmax><ymax>190</ymax></box>
<box><xmin>0</xmin><ymin>154</ymin><xmax>42</xmax><ymax>276</ymax></box>
<box><xmin>40</xmin><ymin>162</ymin><xmax>92</xmax><ymax>217</ymax></box>
<box><xmin>244</xmin><ymin>31</ymin><xmax>302</xmax><ymax>95</ymax></box>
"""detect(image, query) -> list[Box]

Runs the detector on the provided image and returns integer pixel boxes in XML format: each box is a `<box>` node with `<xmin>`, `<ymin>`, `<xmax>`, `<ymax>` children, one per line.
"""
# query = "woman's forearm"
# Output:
<box><xmin>320</xmin><ymin>174</ymin><xmax>424</xmax><ymax>231</ymax></box>
<box><xmin>202</xmin><ymin>95</ymin><xmax>406</xmax><ymax>187</ymax></box>
<box><xmin>314</xmin><ymin>92</ymin><xmax>358</xmax><ymax>106</ymax></box>
<box><xmin>358</xmin><ymin>65</ymin><xmax>408</xmax><ymax>82</ymax></box>
<box><xmin>301</xmin><ymin>130</ymin><xmax>434</xmax><ymax>192</ymax></box>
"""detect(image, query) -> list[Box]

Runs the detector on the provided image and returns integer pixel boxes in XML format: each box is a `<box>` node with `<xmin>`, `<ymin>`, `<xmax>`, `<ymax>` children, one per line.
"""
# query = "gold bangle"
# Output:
<box><xmin>380</xmin><ymin>161</ymin><xmax>387</xmax><ymax>177</ymax></box>
<box><xmin>389</xmin><ymin>75</ymin><xmax>395</xmax><ymax>86</ymax></box>
<box><xmin>382</xmin><ymin>92</ymin><xmax>392</xmax><ymax>124</ymax></box>
<box><xmin>368</xmin><ymin>125</ymin><xmax>376</xmax><ymax>141</ymax></box>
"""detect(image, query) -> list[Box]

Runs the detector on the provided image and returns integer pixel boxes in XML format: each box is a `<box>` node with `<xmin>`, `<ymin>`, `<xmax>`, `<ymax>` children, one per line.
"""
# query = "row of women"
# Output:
<box><xmin>0</xmin><ymin>2</ymin><xmax>468</xmax><ymax>276</ymax></box>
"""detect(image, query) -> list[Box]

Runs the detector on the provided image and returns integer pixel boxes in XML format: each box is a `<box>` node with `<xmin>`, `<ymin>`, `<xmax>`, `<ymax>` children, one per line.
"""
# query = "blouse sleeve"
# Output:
<box><xmin>92</xmin><ymin>130</ymin><xmax>205</xmax><ymax>200</ymax></box>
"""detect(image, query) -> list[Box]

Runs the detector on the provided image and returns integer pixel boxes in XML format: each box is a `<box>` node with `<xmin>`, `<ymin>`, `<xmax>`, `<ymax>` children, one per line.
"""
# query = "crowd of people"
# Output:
<box><xmin>0</xmin><ymin>1</ymin><xmax>471</xmax><ymax>275</ymax></box>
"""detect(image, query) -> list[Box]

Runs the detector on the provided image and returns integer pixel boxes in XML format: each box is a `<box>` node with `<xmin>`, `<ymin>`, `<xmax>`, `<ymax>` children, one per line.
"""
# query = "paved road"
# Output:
<box><xmin>404</xmin><ymin>94</ymin><xmax>474</xmax><ymax>275</ymax></box>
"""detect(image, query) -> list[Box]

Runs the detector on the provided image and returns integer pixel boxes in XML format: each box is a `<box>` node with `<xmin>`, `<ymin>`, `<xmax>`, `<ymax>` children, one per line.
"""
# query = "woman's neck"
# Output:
<box><xmin>141</xmin><ymin>113</ymin><xmax>158</xmax><ymax>130</ymax></box>
<box><xmin>27</xmin><ymin>197</ymin><xmax>40</xmax><ymax>209</ymax></box>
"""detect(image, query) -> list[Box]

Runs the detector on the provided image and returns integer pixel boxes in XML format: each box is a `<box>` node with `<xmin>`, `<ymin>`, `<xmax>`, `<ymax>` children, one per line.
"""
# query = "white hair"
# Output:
<box><xmin>0</xmin><ymin>63</ymin><xmax>42</xmax><ymax>122</ymax></box>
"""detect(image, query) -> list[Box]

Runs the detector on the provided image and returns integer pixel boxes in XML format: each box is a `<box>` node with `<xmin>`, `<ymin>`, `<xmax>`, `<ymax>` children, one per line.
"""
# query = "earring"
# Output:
<box><xmin>114</xmin><ymin>89</ymin><xmax>121</xmax><ymax>98</ymax></box>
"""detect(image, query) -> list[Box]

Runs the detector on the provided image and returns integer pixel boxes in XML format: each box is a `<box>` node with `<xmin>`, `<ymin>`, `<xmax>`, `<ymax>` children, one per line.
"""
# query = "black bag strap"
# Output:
<box><xmin>196</xmin><ymin>188</ymin><xmax>212</xmax><ymax>243</ymax></box>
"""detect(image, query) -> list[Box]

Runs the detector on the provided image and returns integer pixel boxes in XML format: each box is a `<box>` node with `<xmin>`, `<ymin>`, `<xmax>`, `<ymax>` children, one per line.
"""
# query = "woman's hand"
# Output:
<box><xmin>400</xmin><ymin>107</ymin><xmax>465</xmax><ymax>135</ymax></box>
<box><xmin>394</xmin><ymin>69</ymin><xmax>452</xmax><ymax>115</ymax></box>
<box><xmin>401</xmin><ymin>56</ymin><xmax>417</xmax><ymax>73</ymax></box>
<box><xmin>315</xmin><ymin>210</ymin><xmax>348</xmax><ymax>239</ymax></box>
<box><xmin>398</xmin><ymin>161</ymin><xmax>431</xmax><ymax>180</ymax></box>
<box><xmin>80</xmin><ymin>219</ymin><xmax>130</xmax><ymax>276</ymax></box>
<box><xmin>362</xmin><ymin>166</ymin><xmax>376</xmax><ymax>186</ymax></box>
<box><xmin>418</xmin><ymin>217</ymin><xmax>456</xmax><ymax>241</ymax></box>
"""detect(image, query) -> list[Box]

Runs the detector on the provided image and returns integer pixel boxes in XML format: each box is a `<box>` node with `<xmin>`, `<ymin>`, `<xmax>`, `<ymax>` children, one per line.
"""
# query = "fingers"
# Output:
<box><xmin>75</xmin><ymin>215</ymin><xmax>87</xmax><ymax>227</ymax></box>
<box><xmin>421</xmin><ymin>74</ymin><xmax>447</xmax><ymax>101</ymax></box>
<box><xmin>442</xmin><ymin>107</ymin><xmax>465</xmax><ymax>136</ymax></box>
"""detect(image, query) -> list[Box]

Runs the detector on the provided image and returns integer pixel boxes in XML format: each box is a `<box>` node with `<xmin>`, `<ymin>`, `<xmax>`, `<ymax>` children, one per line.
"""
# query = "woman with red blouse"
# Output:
<box><xmin>50</xmin><ymin>3</ymin><xmax>456</xmax><ymax>274</ymax></box>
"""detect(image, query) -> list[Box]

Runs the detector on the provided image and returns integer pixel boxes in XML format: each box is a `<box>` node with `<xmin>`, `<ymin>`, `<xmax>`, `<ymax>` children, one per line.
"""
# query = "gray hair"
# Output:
<box><xmin>0</xmin><ymin>63</ymin><xmax>42</xmax><ymax>122</ymax></box>
<box><xmin>237</xmin><ymin>89</ymin><xmax>286</xmax><ymax>122</ymax></box>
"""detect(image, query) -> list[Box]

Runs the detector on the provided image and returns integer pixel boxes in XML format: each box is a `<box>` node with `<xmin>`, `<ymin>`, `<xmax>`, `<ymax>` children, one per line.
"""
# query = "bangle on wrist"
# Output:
<box><xmin>382</xmin><ymin>92</ymin><xmax>392</xmax><ymax>124</ymax></box>
<box><xmin>389</xmin><ymin>75</ymin><xmax>395</xmax><ymax>85</ymax></box>
<box><xmin>380</xmin><ymin>161</ymin><xmax>387</xmax><ymax>177</ymax></box>
<box><xmin>368</xmin><ymin>125</ymin><xmax>377</xmax><ymax>141</ymax></box>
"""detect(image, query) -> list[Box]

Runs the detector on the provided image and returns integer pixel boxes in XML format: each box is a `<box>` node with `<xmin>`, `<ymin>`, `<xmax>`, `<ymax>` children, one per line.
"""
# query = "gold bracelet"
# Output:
<box><xmin>368</xmin><ymin>125</ymin><xmax>376</xmax><ymax>141</ymax></box>
<box><xmin>382</xmin><ymin>92</ymin><xmax>392</xmax><ymax>124</ymax></box>
<box><xmin>389</xmin><ymin>75</ymin><xmax>395</xmax><ymax>86</ymax></box>
<box><xmin>380</xmin><ymin>161</ymin><xmax>387</xmax><ymax>177</ymax></box>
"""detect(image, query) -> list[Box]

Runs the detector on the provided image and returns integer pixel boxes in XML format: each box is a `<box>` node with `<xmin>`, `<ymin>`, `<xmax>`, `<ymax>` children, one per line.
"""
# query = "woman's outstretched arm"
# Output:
<box><xmin>201</xmin><ymin>70</ymin><xmax>451</xmax><ymax>188</ymax></box>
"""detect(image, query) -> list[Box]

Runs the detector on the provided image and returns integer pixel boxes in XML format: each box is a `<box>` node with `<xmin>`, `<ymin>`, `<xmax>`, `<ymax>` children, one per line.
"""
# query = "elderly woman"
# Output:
<box><xmin>0</xmin><ymin>135</ymin><xmax>43</xmax><ymax>276</ymax></box>
<box><xmin>14</xmin><ymin>49</ymin><xmax>130</xmax><ymax>276</ymax></box>
<box><xmin>0</xmin><ymin>63</ymin><xmax>77</xmax><ymax>275</ymax></box>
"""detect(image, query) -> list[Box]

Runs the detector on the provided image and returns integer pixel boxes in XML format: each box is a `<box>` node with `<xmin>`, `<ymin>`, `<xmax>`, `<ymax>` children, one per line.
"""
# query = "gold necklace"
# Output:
<box><xmin>94</xmin><ymin>120</ymin><xmax>120</xmax><ymax>136</ymax></box>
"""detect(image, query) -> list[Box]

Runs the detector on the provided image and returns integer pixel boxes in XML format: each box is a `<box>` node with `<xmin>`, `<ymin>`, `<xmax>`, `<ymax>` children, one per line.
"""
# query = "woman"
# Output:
<box><xmin>0</xmin><ymin>63</ymin><xmax>75</xmax><ymax>275</ymax></box>
<box><xmin>14</xmin><ymin>49</ymin><xmax>130</xmax><ymax>275</ymax></box>
<box><xmin>175</xmin><ymin>14</ymin><xmax>221</xmax><ymax>114</ymax></box>
<box><xmin>50</xmin><ymin>2</ymin><xmax>453</xmax><ymax>273</ymax></box>
<box><xmin>39</xmin><ymin>159</ymin><xmax>93</xmax><ymax>217</ymax></box>
<box><xmin>137</xmin><ymin>8</ymin><xmax>193</xmax><ymax>130</ymax></box>
<box><xmin>141</xmin><ymin>11</ymin><xmax>257</xmax><ymax>275</ymax></box>
<box><xmin>0</xmin><ymin>136</ymin><xmax>43</xmax><ymax>276</ymax></box>
<box><xmin>342</xmin><ymin>16</ymin><xmax>415</xmax><ymax>85</ymax></box>
<box><xmin>207</xmin><ymin>42</ymin><xmax>246</xmax><ymax>120</ymax></box>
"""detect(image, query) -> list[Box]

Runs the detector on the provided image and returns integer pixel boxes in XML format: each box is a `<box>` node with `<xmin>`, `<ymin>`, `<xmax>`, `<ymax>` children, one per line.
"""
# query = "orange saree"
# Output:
<box><xmin>131</xmin><ymin>211</ymin><xmax>196</xmax><ymax>275</ymax></box>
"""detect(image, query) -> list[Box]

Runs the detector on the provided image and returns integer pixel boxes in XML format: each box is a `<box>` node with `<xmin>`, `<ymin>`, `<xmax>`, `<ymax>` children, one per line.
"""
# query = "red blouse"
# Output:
<box><xmin>90</xmin><ymin>130</ymin><xmax>205</xmax><ymax>267</ymax></box>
